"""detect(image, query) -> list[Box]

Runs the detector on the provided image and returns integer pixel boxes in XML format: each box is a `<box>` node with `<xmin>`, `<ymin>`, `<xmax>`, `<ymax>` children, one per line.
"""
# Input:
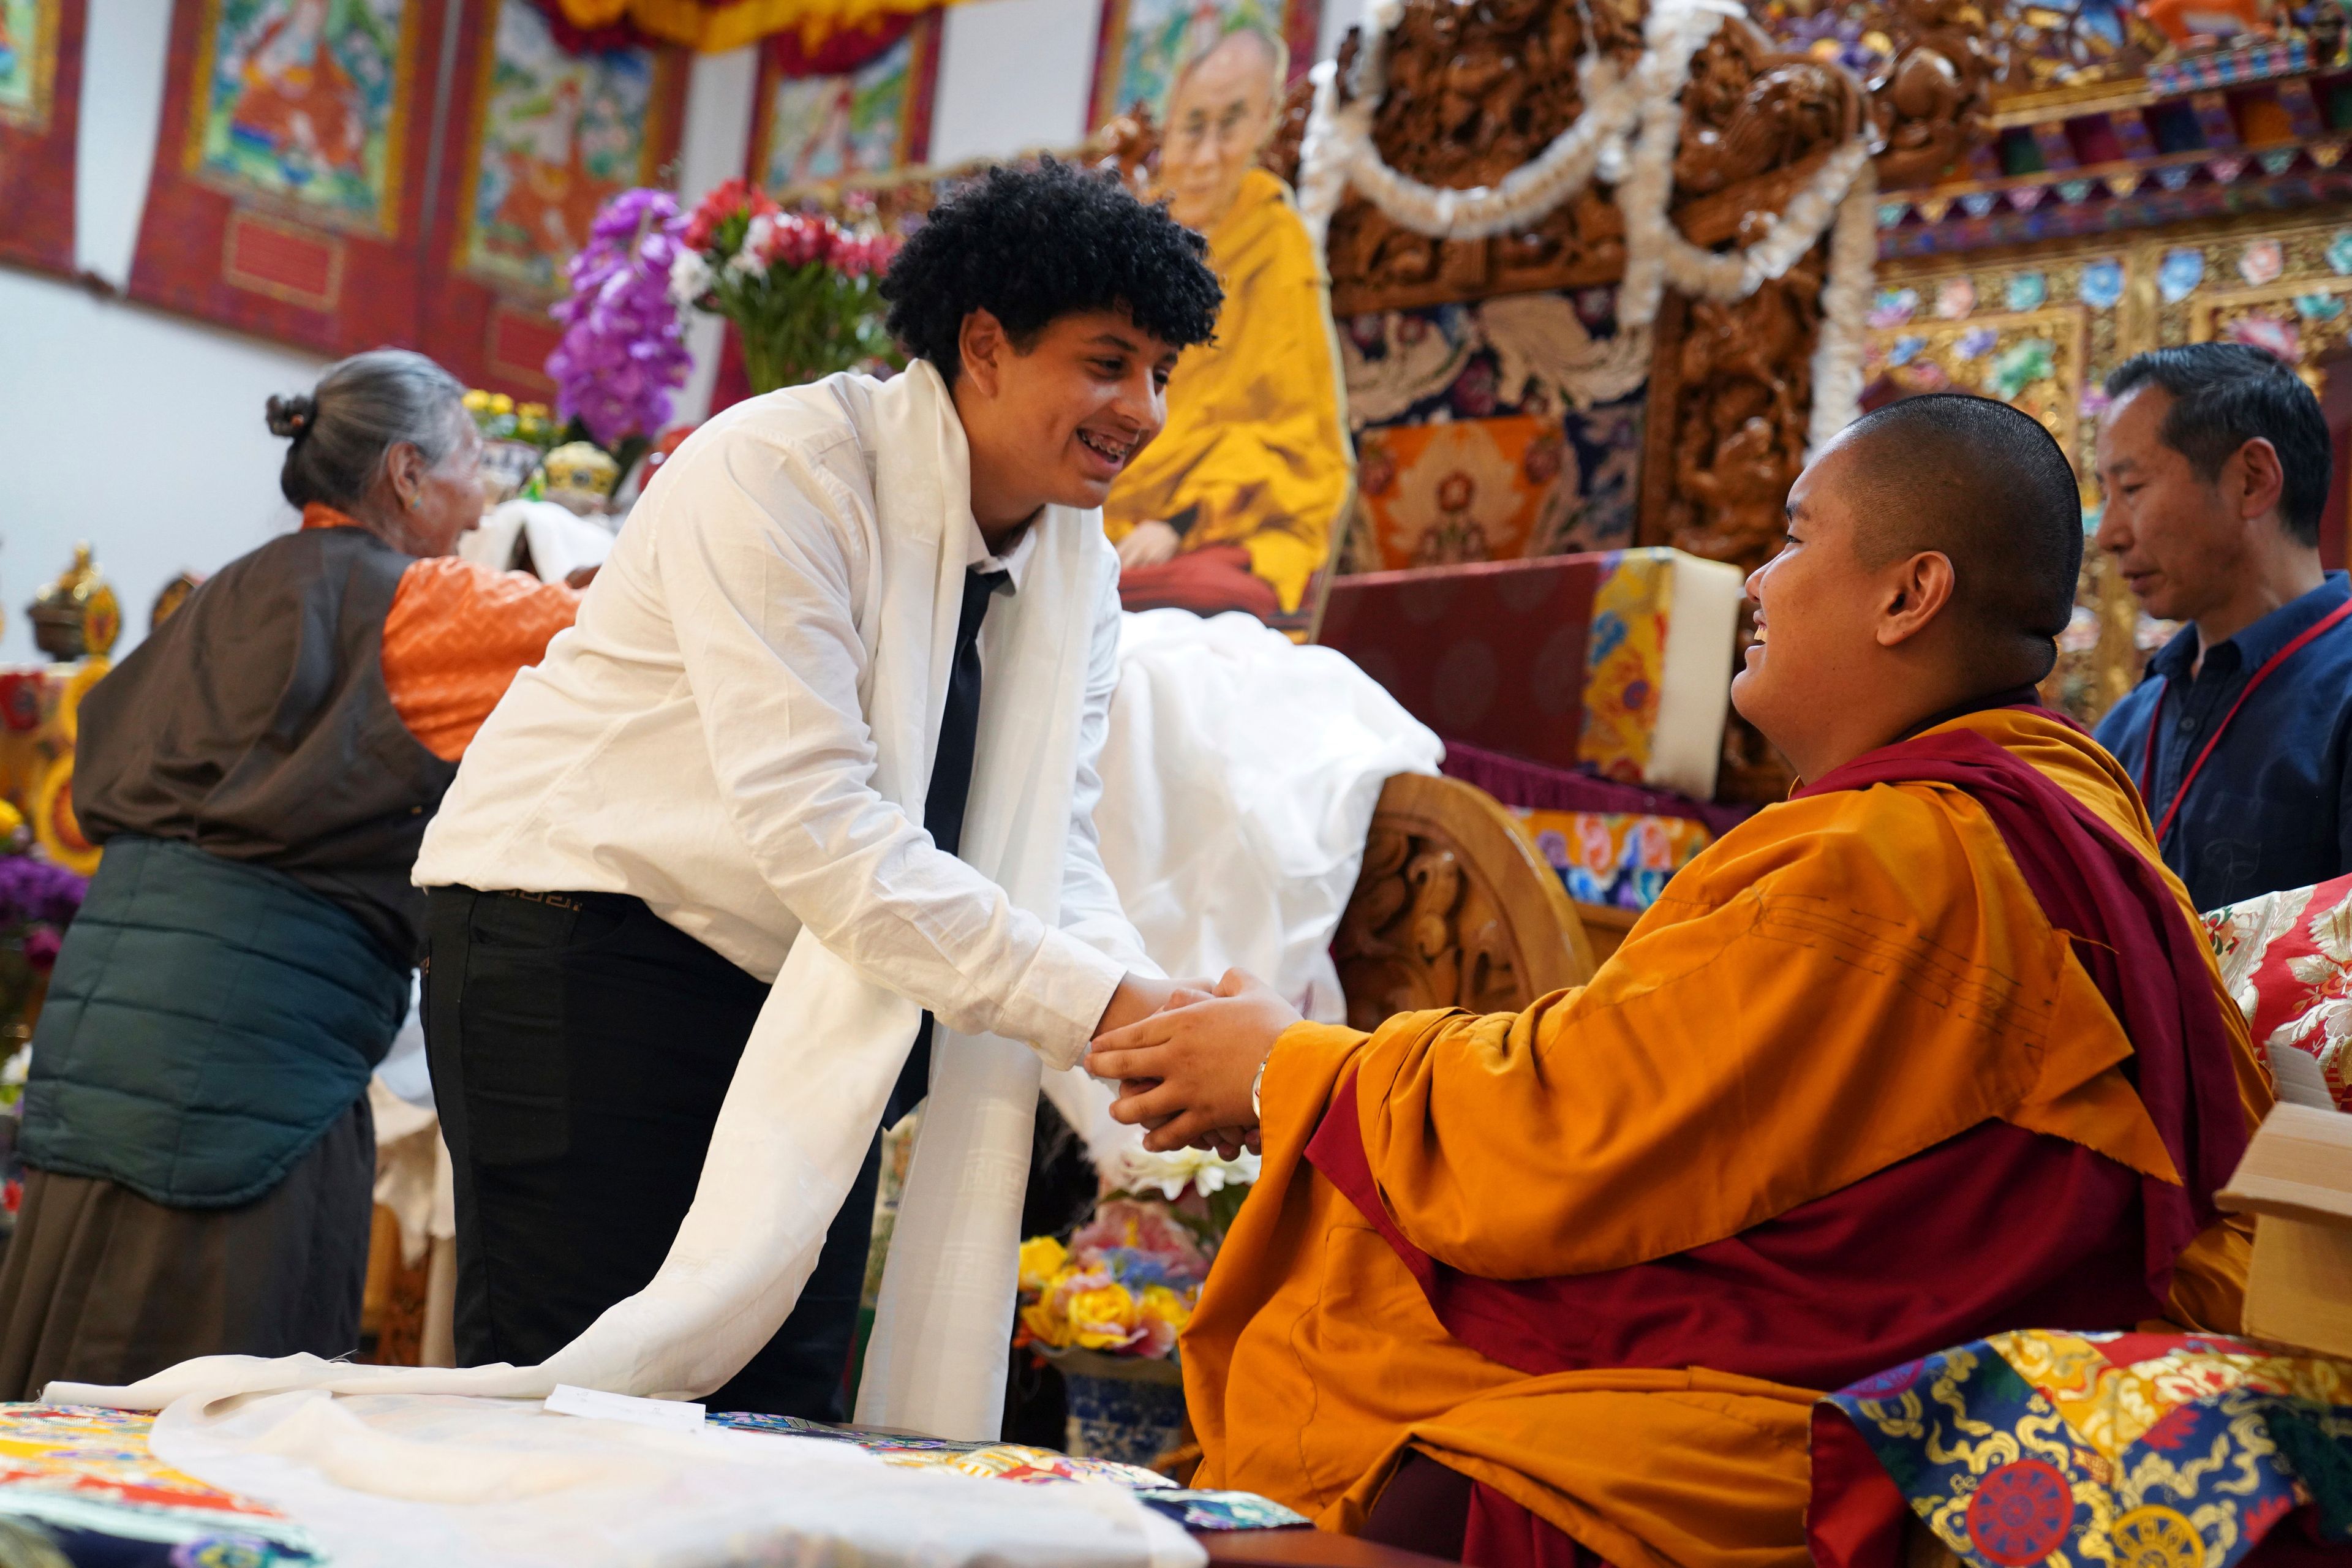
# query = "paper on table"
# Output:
<box><xmin>543</xmin><ymin>1385</ymin><xmax>705</xmax><ymax>1432</ymax></box>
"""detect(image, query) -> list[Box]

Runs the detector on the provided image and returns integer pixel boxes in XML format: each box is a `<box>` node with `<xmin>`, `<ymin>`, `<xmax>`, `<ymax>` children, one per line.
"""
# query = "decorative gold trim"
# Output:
<box><xmin>1986</xmin><ymin>80</ymin><xmax>2154</xmax><ymax>129</ymax></box>
<box><xmin>2188</xmin><ymin>272</ymin><xmax>2352</xmax><ymax>333</ymax></box>
<box><xmin>1881</xmin><ymin>208</ymin><xmax>2352</xmax><ymax>282</ymax></box>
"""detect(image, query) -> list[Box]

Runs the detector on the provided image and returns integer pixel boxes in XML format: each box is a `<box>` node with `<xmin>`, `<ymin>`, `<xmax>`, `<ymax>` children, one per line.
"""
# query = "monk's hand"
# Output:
<box><xmin>1116</xmin><ymin>520</ymin><xmax>1182</xmax><ymax>571</ymax></box>
<box><xmin>1087</xmin><ymin>969</ymin><xmax>1300</xmax><ymax>1153</ymax></box>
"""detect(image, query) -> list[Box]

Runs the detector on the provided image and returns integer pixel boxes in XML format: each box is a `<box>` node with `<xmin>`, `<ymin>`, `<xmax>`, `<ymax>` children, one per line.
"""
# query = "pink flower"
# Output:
<box><xmin>1070</xmin><ymin>1197</ymin><xmax>1212</xmax><ymax>1289</ymax></box>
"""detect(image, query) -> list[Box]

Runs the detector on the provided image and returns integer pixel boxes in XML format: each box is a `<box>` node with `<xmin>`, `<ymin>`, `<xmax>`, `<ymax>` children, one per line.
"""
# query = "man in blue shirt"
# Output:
<box><xmin>2093</xmin><ymin>342</ymin><xmax>2352</xmax><ymax>912</ymax></box>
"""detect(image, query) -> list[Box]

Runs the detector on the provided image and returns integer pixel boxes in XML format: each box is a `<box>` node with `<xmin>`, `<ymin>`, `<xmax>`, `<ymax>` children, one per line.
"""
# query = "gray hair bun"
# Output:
<box><xmin>270</xmin><ymin>350</ymin><xmax>466</xmax><ymax>513</ymax></box>
<box><xmin>266</xmin><ymin>393</ymin><xmax>318</xmax><ymax>440</ymax></box>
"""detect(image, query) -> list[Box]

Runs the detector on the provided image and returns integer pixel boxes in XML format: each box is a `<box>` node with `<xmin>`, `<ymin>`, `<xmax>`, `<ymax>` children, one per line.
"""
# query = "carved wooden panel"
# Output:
<box><xmin>1335</xmin><ymin>774</ymin><xmax>1597</xmax><ymax>1030</ymax></box>
<box><xmin>1318</xmin><ymin>0</ymin><xmax>1992</xmax><ymax>317</ymax></box>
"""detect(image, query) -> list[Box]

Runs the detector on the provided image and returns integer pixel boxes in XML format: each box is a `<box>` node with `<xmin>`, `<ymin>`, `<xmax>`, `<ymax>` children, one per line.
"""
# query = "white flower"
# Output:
<box><xmin>727</xmin><ymin>213</ymin><xmax>775</xmax><ymax>277</ymax></box>
<box><xmin>668</xmin><ymin>249</ymin><xmax>713</xmax><ymax>311</ymax></box>
<box><xmin>1104</xmin><ymin>1144</ymin><xmax>1261</xmax><ymax>1201</ymax></box>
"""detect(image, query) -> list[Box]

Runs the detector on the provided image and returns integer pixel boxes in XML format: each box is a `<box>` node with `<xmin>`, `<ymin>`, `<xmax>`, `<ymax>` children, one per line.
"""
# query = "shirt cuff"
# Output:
<box><xmin>997</xmin><ymin>929</ymin><xmax>1127</xmax><ymax>1071</ymax></box>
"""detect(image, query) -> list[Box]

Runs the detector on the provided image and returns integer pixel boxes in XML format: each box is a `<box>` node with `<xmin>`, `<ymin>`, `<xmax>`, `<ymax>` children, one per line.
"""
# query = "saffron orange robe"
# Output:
<box><xmin>1102</xmin><ymin>168</ymin><xmax>1352</xmax><ymax>619</ymax></box>
<box><xmin>1182</xmin><ymin>705</ymin><xmax>2271</xmax><ymax>1568</ymax></box>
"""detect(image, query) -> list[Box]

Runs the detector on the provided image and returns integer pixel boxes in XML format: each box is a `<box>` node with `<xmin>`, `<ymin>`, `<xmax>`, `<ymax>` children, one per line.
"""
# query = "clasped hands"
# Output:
<box><xmin>1087</xmin><ymin>970</ymin><xmax>1302</xmax><ymax>1157</ymax></box>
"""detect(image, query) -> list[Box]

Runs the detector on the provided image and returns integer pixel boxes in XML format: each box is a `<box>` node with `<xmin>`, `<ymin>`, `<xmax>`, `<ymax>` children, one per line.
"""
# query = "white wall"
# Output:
<box><xmin>0</xmin><ymin>0</ymin><xmax>1357</xmax><ymax>662</ymax></box>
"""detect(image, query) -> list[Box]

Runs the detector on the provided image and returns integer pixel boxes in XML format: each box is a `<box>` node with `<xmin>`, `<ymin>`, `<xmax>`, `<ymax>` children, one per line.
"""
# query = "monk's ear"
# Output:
<box><xmin>1875</xmin><ymin>551</ymin><xmax>1957</xmax><ymax>649</ymax></box>
<box><xmin>959</xmin><ymin>309</ymin><xmax>1008</xmax><ymax>399</ymax></box>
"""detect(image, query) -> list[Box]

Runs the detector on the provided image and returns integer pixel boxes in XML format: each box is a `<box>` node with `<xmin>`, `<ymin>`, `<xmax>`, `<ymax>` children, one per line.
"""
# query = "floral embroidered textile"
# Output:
<box><xmin>0</xmin><ymin>1404</ymin><xmax>320</xmax><ymax>1559</ymax></box>
<box><xmin>2203</xmin><ymin>872</ymin><xmax>2352</xmax><ymax>1110</ymax></box>
<box><xmin>1814</xmin><ymin>1331</ymin><xmax>2352</xmax><ymax>1568</ymax></box>
<box><xmin>1508</xmin><ymin>805</ymin><xmax>1714</xmax><ymax>910</ymax></box>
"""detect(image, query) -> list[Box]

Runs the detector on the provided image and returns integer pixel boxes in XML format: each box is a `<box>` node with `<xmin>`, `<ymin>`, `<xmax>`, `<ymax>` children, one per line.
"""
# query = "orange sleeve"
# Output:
<box><xmin>382</xmin><ymin>556</ymin><xmax>581</xmax><ymax>762</ymax></box>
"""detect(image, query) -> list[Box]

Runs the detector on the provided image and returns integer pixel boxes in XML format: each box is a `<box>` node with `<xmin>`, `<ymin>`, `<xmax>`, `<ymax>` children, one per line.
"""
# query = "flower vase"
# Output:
<box><xmin>1044</xmin><ymin>1346</ymin><xmax>1187</xmax><ymax>1468</ymax></box>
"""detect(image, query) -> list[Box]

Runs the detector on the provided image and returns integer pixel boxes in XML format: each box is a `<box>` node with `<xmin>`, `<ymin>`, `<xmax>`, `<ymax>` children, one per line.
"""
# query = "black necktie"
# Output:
<box><xmin>886</xmin><ymin>567</ymin><xmax>1006</xmax><ymax>1124</ymax></box>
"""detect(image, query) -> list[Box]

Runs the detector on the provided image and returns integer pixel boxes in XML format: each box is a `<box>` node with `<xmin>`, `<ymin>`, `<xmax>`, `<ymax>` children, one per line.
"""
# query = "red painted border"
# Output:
<box><xmin>0</xmin><ymin>0</ymin><xmax>88</xmax><ymax>276</ymax></box>
<box><xmin>125</xmin><ymin>0</ymin><xmax>445</xmax><ymax>355</ymax></box>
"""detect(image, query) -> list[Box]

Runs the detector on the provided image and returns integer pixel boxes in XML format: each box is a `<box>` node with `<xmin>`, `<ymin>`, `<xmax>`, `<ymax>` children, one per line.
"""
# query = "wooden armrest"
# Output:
<box><xmin>1336</xmin><ymin>773</ymin><xmax>1597</xmax><ymax>1027</ymax></box>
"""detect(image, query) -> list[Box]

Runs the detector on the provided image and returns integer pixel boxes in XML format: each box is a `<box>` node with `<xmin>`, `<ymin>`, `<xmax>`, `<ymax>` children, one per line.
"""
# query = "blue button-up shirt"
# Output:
<box><xmin>2094</xmin><ymin>571</ymin><xmax>2352</xmax><ymax>913</ymax></box>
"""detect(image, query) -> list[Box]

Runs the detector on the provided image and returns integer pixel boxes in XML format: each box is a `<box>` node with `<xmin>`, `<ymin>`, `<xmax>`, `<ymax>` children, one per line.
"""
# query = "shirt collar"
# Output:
<box><xmin>967</xmin><ymin>514</ymin><xmax>1039</xmax><ymax>592</ymax></box>
<box><xmin>2217</xmin><ymin>570</ymin><xmax>2351</xmax><ymax>669</ymax></box>
<box><xmin>2158</xmin><ymin>570</ymin><xmax>2350</xmax><ymax>680</ymax></box>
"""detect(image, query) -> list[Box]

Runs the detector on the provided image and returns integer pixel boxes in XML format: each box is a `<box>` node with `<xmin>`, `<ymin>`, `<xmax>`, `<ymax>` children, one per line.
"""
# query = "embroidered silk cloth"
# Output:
<box><xmin>1809</xmin><ymin>1330</ymin><xmax>2352</xmax><ymax>1568</ymax></box>
<box><xmin>0</xmin><ymin>1403</ymin><xmax>320</xmax><ymax>1561</ymax></box>
<box><xmin>2204</xmin><ymin>872</ymin><xmax>2352</xmax><ymax>1111</ymax></box>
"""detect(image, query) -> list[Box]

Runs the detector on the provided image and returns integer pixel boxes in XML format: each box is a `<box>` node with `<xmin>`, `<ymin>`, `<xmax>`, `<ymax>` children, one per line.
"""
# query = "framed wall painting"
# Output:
<box><xmin>749</xmin><ymin>12</ymin><xmax>940</xmax><ymax>197</ymax></box>
<box><xmin>126</xmin><ymin>0</ymin><xmax>447</xmax><ymax>353</ymax></box>
<box><xmin>421</xmin><ymin>0</ymin><xmax>686</xmax><ymax>398</ymax></box>
<box><xmin>0</xmin><ymin>0</ymin><xmax>85</xmax><ymax>274</ymax></box>
<box><xmin>1085</xmin><ymin>0</ymin><xmax>1318</xmax><ymax>134</ymax></box>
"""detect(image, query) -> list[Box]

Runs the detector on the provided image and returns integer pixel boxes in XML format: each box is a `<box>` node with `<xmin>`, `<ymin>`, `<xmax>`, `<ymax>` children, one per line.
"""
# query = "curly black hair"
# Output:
<box><xmin>880</xmin><ymin>158</ymin><xmax>1223</xmax><ymax>383</ymax></box>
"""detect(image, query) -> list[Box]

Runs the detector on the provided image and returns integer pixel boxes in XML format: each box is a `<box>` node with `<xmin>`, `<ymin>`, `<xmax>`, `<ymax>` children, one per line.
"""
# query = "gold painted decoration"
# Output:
<box><xmin>31</xmin><ymin>753</ymin><xmax>97</xmax><ymax>876</ymax></box>
<box><xmin>27</xmin><ymin>545</ymin><xmax>118</xmax><ymax>663</ymax></box>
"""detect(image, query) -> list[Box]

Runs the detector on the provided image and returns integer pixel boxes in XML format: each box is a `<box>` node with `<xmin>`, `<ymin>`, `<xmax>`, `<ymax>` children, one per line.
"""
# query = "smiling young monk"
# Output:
<box><xmin>1089</xmin><ymin>393</ymin><xmax>2272</xmax><ymax>1568</ymax></box>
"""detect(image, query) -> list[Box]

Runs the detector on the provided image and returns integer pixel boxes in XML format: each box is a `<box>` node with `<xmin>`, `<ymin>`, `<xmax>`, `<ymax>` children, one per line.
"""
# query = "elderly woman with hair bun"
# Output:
<box><xmin>0</xmin><ymin>348</ymin><xmax>583</xmax><ymax>1396</ymax></box>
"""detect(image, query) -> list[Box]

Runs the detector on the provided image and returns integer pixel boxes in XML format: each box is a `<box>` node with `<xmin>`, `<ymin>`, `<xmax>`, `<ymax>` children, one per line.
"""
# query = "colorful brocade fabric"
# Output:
<box><xmin>1507</xmin><ymin>805</ymin><xmax>1715</xmax><ymax>910</ymax></box>
<box><xmin>1812</xmin><ymin>1331</ymin><xmax>2352</xmax><ymax>1568</ymax></box>
<box><xmin>2203</xmin><ymin>872</ymin><xmax>2352</xmax><ymax>1110</ymax></box>
<box><xmin>0</xmin><ymin>1404</ymin><xmax>321</xmax><ymax>1562</ymax></box>
<box><xmin>704</xmin><ymin>1414</ymin><xmax>1308</xmax><ymax>1530</ymax></box>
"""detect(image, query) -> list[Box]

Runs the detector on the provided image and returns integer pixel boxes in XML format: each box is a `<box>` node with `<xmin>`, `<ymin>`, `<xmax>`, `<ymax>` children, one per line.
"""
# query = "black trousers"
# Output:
<box><xmin>423</xmin><ymin>886</ymin><xmax>881</xmax><ymax>1418</ymax></box>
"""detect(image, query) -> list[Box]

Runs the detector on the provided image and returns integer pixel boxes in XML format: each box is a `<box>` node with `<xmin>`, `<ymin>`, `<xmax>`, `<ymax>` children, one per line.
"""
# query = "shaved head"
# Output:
<box><xmin>1830</xmin><ymin>393</ymin><xmax>2084</xmax><ymax>687</ymax></box>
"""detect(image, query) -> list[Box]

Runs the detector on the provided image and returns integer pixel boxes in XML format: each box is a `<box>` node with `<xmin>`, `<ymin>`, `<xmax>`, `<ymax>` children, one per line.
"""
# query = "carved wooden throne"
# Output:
<box><xmin>1335</xmin><ymin>774</ymin><xmax>1598</xmax><ymax>1030</ymax></box>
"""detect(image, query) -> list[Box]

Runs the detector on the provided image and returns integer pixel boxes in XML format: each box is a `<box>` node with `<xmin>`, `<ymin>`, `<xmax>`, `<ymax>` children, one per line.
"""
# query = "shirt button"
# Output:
<box><xmin>2178</xmin><ymin>714</ymin><xmax>2198</xmax><ymax>733</ymax></box>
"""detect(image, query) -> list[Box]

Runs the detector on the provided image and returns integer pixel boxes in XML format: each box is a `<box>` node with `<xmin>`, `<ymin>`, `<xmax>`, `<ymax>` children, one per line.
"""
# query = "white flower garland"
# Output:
<box><xmin>1300</xmin><ymin>0</ymin><xmax>1877</xmax><ymax>450</ymax></box>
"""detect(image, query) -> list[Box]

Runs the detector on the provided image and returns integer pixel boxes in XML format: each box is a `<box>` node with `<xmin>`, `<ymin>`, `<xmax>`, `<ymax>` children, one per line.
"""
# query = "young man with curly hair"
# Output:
<box><xmin>411</xmin><ymin>161</ymin><xmax>1223</xmax><ymax>1427</ymax></box>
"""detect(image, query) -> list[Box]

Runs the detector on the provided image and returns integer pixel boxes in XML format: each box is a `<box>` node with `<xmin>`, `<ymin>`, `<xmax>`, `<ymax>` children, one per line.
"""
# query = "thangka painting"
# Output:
<box><xmin>420</xmin><ymin>0</ymin><xmax>684</xmax><ymax>399</ymax></box>
<box><xmin>0</xmin><ymin>0</ymin><xmax>59</xmax><ymax>127</ymax></box>
<box><xmin>183</xmin><ymin>0</ymin><xmax>417</xmax><ymax>235</ymax></box>
<box><xmin>1086</xmin><ymin>0</ymin><xmax>1319</xmax><ymax>132</ymax></box>
<box><xmin>453</xmin><ymin>0</ymin><xmax>680</xmax><ymax>296</ymax></box>
<box><xmin>0</xmin><ymin>0</ymin><xmax>83</xmax><ymax>273</ymax></box>
<box><xmin>1341</xmin><ymin>288</ymin><xmax>1647</xmax><ymax>572</ymax></box>
<box><xmin>127</xmin><ymin>0</ymin><xmax>445</xmax><ymax>354</ymax></box>
<box><xmin>751</xmin><ymin>15</ymin><xmax>940</xmax><ymax>195</ymax></box>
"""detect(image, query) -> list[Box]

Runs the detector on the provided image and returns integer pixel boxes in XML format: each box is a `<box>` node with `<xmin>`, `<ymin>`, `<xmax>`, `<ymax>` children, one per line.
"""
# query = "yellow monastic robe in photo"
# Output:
<box><xmin>1182</xmin><ymin>706</ymin><xmax>2270</xmax><ymax>1568</ymax></box>
<box><xmin>1104</xmin><ymin>167</ymin><xmax>1353</xmax><ymax>616</ymax></box>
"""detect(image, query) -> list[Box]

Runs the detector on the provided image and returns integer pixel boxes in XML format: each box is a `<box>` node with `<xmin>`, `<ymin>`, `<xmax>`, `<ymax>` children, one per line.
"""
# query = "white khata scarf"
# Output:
<box><xmin>53</xmin><ymin>360</ymin><xmax>1115</xmax><ymax>1442</ymax></box>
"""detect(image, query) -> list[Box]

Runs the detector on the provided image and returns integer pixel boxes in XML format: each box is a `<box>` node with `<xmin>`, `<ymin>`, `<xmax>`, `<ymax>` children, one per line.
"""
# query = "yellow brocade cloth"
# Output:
<box><xmin>1104</xmin><ymin>168</ymin><xmax>1353</xmax><ymax>617</ymax></box>
<box><xmin>1180</xmin><ymin>707</ymin><xmax>2270</xmax><ymax>1568</ymax></box>
<box><xmin>554</xmin><ymin>0</ymin><xmax>952</xmax><ymax>48</ymax></box>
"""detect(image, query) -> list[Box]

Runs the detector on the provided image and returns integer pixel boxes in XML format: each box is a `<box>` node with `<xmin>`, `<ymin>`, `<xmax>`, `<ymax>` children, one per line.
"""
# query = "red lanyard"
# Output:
<box><xmin>2138</xmin><ymin>596</ymin><xmax>2352</xmax><ymax>844</ymax></box>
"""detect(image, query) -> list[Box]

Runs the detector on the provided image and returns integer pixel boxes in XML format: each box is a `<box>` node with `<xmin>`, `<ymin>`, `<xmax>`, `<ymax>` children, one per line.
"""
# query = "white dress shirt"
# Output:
<box><xmin>413</xmin><ymin>380</ymin><xmax>1138</xmax><ymax>1069</ymax></box>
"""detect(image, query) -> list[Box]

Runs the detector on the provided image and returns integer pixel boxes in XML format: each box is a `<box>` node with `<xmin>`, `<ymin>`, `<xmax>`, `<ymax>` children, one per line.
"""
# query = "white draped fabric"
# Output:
<box><xmin>55</xmin><ymin>362</ymin><xmax>1113</xmax><ymax>1440</ymax></box>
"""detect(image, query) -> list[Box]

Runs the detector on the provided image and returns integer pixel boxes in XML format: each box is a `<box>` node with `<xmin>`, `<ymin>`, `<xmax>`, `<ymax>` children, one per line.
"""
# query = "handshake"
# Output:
<box><xmin>1084</xmin><ymin>970</ymin><xmax>1303</xmax><ymax>1159</ymax></box>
